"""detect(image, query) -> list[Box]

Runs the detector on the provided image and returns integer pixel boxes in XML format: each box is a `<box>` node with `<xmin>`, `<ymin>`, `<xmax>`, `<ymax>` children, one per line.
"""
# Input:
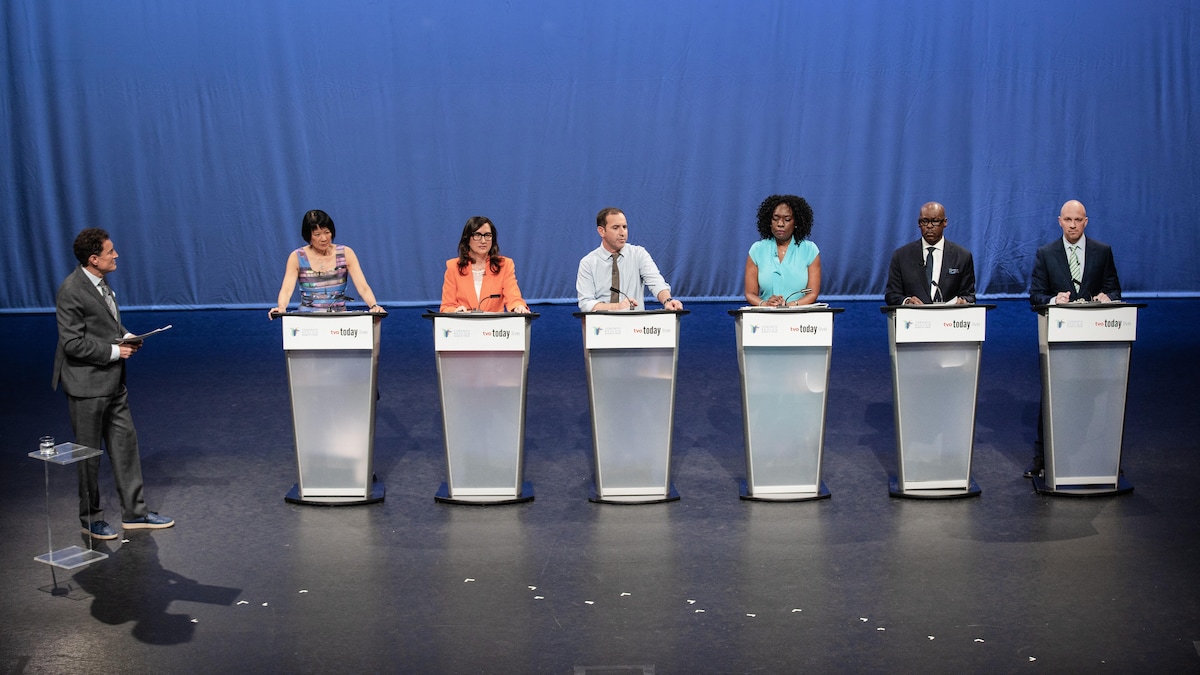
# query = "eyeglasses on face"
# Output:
<box><xmin>470</xmin><ymin>232</ymin><xmax>494</xmax><ymax>241</ymax></box>
<box><xmin>918</xmin><ymin>218</ymin><xmax>946</xmax><ymax>226</ymax></box>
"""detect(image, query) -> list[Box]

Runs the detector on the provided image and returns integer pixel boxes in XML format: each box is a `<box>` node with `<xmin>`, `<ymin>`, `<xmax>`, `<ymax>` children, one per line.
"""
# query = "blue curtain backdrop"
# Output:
<box><xmin>3</xmin><ymin>1</ymin><xmax>1198</xmax><ymax>311</ymax></box>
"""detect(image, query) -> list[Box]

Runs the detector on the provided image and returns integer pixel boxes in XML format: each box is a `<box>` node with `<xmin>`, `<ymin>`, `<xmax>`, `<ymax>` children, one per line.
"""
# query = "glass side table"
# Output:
<box><xmin>29</xmin><ymin>442</ymin><xmax>109</xmax><ymax>569</ymax></box>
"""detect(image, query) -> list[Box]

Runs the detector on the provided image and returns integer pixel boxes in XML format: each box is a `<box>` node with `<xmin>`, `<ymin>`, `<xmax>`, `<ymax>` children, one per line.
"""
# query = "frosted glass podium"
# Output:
<box><xmin>30</xmin><ymin>442</ymin><xmax>109</xmax><ymax>571</ymax></box>
<box><xmin>575</xmin><ymin>309</ymin><xmax>687</xmax><ymax>504</ymax></box>
<box><xmin>731</xmin><ymin>306</ymin><xmax>843</xmax><ymax>501</ymax></box>
<box><xmin>280</xmin><ymin>312</ymin><xmax>385</xmax><ymax>505</ymax></box>
<box><xmin>424</xmin><ymin>312</ymin><xmax>536</xmax><ymax>505</ymax></box>
<box><xmin>1032</xmin><ymin>303</ymin><xmax>1142</xmax><ymax>496</ymax></box>
<box><xmin>883</xmin><ymin>304</ymin><xmax>991</xmax><ymax>499</ymax></box>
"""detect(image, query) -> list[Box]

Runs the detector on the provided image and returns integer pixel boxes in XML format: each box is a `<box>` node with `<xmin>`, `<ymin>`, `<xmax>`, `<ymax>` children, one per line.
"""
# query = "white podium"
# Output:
<box><xmin>280</xmin><ymin>312</ymin><xmax>385</xmax><ymax>505</ymax></box>
<box><xmin>575</xmin><ymin>310</ymin><xmax>686</xmax><ymax>504</ymax></box>
<box><xmin>884</xmin><ymin>304</ymin><xmax>991</xmax><ymax>498</ymax></box>
<box><xmin>731</xmin><ymin>306</ymin><xmax>842</xmax><ymax>501</ymax></box>
<box><xmin>425</xmin><ymin>312</ymin><xmax>536</xmax><ymax>505</ymax></box>
<box><xmin>1033</xmin><ymin>303</ymin><xmax>1142</xmax><ymax>496</ymax></box>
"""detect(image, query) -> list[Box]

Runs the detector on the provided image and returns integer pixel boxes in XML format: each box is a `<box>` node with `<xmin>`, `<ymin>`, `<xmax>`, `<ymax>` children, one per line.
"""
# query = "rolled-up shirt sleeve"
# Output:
<box><xmin>633</xmin><ymin>247</ymin><xmax>671</xmax><ymax>301</ymax></box>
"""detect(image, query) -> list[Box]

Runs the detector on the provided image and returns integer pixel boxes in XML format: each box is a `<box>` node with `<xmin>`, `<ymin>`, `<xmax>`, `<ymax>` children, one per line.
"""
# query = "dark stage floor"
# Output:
<box><xmin>2</xmin><ymin>299</ymin><xmax>1198</xmax><ymax>673</ymax></box>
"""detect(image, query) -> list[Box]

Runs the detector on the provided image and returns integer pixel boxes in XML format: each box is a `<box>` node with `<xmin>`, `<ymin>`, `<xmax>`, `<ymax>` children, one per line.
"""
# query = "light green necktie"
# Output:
<box><xmin>1068</xmin><ymin>245</ymin><xmax>1081</xmax><ymax>293</ymax></box>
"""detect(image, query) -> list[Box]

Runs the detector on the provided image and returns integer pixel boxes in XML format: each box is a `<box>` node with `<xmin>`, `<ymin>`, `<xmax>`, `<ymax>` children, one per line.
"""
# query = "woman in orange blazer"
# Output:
<box><xmin>440</xmin><ymin>216</ymin><xmax>530</xmax><ymax>313</ymax></box>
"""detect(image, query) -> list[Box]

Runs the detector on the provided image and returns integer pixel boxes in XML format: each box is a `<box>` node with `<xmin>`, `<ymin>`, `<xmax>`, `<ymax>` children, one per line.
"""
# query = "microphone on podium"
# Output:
<box><xmin>783</xmin><ymin>288</ymin><xmax>812</xmax><ymax>304</ymax></box>
<box><xmin>472</xmin><ymin>294</ymin><xmax>502</xmax><ymax>312</ymax></box>
<box><xmin>1071</xmin><ymin>279</ymin><xmax>1091</xmax><ymax>301</ymax></box>
<box><xmin>323</xmin><ymin>295</ymin><xmax>355</xmax><ymax>313</ymax></box>
<box><xmin>608</xmin><ymin>287</ymin><xmax>638</xmax><ymax>310</ymax></box>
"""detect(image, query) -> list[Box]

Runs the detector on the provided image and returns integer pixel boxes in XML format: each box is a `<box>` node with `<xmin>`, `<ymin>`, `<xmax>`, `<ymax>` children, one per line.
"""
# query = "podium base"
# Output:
<box><xmin>34</xmin><ymin>545</ymin><xmax>108</xmax><ymax>570</ymax></box>
<box><xmin>285</xmin><ymin>476</ymin><xmax>385</xmax><ymax>506</ymax></box>
<box><xmin>38</xmin><ymin>580</ymin><xmax>92</xmax><ymax>599</ymax></box>
<box><xmin>888</xmin><ymin>475</ymin><xmax>982</xmax><ymax>499</ymax></box>
<box><xmin>589</xmin><ymin>484</ymin><xmax>680</xmax><ymax>505</ymax></box>
<box><xmin>1032</xmin><ymin>474</ymin><xmax>1134</xmax><ymax>497</ymax></box>
<box><xmin>739</xmin><ymin>479</ymin><xmax>831</xmax><ymax>502</ymax></box>
<box><xmin>434</xmin><ymin>482</ymin><xmax>534</xmax><ymax>505</ymax></box>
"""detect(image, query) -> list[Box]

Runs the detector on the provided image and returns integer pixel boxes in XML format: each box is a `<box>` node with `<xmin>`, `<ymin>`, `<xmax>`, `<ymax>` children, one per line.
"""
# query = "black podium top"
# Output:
<box><xmin>573</xmin><ymin>309</ymin><xmax>689</xmax><ymax>318</ymax></box>
<box><xmin>728</xmin><ymin>305</ymin><xmax>845</xmax><ymax>317</ymax></box>
<box><xmin>1030</xmin><ymin>301</ymin><xmax>1147</xmax><ymax>314</ymax></box>
<box><xmin>272</xmin><ymin>310</ymin><xmax>388</xmax><ymax>319</ymax></box>
<box><xmin>880</xmin><ymin>303</ymin><xmax>995</xmax><ymax>314</ymax></box>
<box><xmin>422</xmin><ymin>311</ymin><xmax>540</xmax><ymax>321</ymax></box>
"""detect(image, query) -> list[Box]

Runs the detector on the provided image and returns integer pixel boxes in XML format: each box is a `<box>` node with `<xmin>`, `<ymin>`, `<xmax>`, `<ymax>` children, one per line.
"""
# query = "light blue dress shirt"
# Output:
<box><xmin>576</xmin><ymin>244</ymin><xmax>672</xmax><ymax>311</ymax></box>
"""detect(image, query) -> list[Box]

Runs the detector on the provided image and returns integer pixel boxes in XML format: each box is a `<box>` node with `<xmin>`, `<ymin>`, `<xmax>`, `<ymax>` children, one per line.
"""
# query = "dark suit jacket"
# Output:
<box><xmin>1029</xmin><ymin>237</ymin><xmax>1121</xmax><ymax>306</ymax></box>
<box><xmin>52</xmin><ymin>266</ymin><xmax>127</xmax><ymax>397</ymax></box>
<box><xmin>885</xmin><ymin>239</ymin><xmax>976</xmax><ymax>305</ymax></box>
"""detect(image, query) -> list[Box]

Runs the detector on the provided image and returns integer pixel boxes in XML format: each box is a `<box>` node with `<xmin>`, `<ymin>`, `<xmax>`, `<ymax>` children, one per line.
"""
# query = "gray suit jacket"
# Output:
<box><xmin>52</xmin><ymin>266</ymin><xmax>127</xmax><ymax>397</ymax></box>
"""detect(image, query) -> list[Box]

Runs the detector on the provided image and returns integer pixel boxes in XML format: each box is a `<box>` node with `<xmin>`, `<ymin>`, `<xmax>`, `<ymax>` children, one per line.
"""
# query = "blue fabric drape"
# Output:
<box><xmin>4</xmin><ymin>1</ymin><xmax>1197</xmax><ymax>311</ymax></box>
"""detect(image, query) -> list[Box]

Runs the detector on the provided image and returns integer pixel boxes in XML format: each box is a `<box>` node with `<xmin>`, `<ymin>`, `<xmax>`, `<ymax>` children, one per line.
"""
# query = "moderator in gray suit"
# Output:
<box><xmin>53</xmin><ymin>265</ymin><xmax>150</xmax><ymax>526</ymax></box>
<box><xmin>885</xmin><ymin>239</ymin><xmax>977</xmax><ymax>306</ymax></box>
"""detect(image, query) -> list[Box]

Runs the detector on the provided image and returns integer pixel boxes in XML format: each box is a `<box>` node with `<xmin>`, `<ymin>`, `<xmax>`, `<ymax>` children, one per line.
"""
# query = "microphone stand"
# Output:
<box><xmin>783</xmin><ymin>288</ymin><xmax>812</xmax><ymax>305</ymax></box>
<box><xmin>471</xmin><ymin>294</ymin><xmax>502</xmax><ymax>312</ymax></box>
<box><xmin>608</xmin><ymin>286</ymin><xmax>638</xmax><ymax>310</ymax></box>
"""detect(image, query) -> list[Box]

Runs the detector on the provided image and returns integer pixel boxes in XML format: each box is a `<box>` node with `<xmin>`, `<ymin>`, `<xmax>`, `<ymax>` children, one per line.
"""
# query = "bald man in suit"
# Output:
<box><xmin>1029</xmin><ymin>200</ymin><xmax>1121</xmax><ymax>306</ymax></box>
<box><xmin>53</xmin><ymin>228</ymin><xmax>174</xmax><ymax>539</ymax></box>
<box><xmin>1024</xmin><ymin>200</ymin><xmax>1122</xmax><ymax>477</ymax></box>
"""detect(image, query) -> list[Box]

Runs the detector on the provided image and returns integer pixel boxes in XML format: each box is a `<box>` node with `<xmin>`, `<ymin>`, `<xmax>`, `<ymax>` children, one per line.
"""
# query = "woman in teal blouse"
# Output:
<box><xmin>744</xmin><ymin>194</ymin><xmax>821</xmax><ymax>307</ymax></box>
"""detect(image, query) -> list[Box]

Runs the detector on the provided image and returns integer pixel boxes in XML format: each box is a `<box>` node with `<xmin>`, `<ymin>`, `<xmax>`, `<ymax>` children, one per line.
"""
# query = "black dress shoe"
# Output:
<box><xmin>1023</xmin><ymin>457</ymin><xmax>1044</xmax><ymax>479</ymax></box>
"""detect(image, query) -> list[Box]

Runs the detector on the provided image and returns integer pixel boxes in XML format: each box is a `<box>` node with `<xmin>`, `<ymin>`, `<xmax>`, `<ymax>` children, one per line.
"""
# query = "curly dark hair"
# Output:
<box><xmin>755</xmin><ymin>195</ymin><xmax>813</xmax><ymax>243</ymax></box>
<box><xmin>455</xmin><ymin>216</ymin><xmax>502</xmax><ymax>275</ymax></box>
<box><xmin>300</xmin><ymin>209</ymin><xmax>336</xmax><ymax>243</ymax></box>
<box><xmin>73</xmin><ymin>228</ymin><xmax>110</xmax><ymax>265</ymax></box>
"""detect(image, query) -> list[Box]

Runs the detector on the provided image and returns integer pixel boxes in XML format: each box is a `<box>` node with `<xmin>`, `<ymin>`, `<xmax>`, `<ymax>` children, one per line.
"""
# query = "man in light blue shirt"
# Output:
<box><xmin>576</xmin><ymin>207</ymin><xmax>684</xmax><ymax>312</ymax></box>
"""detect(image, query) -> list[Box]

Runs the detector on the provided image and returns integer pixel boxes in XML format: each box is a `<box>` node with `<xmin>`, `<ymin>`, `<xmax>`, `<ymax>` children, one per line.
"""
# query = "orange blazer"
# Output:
<box><xmin>440</xmin><ymin>257</ymin><xmax>527</xmax><ymax>312</ymax></box>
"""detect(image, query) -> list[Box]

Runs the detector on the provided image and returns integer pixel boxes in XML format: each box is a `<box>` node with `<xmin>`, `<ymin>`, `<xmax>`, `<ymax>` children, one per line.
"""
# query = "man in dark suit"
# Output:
<box><xmin>885</xmin><ymin>201</ymin><xmax>976</xmax><ymax>306</ymax></box>
<box><xmin>53</xmin><ymin>228</ymin><xmax>174</xmax><ymax>540</ymax></box>
<box><xmin>1029</xmin><ymin>200</ymin><xmax>1121</xmax><ymax>305</ymax></box>
<box><xmin>1024</xmin><ymin>199</ymin><xmax>1122</xmax><ymax>476</ymax></box>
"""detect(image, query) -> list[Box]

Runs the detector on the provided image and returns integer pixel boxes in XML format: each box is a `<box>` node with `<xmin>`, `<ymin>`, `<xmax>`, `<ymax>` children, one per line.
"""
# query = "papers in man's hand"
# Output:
<box><xmin>115</xmin><ymin>325</ymin><xmax>173</xmax><ymax>344</ymax></box>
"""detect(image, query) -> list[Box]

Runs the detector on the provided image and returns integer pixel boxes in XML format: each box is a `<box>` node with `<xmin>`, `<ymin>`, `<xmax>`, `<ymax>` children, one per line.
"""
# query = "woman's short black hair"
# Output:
<box><xmin>456</xmin><ymin>216</ymin><xmax>502</xmax><ymax>275</ymax></box>
<box><xmin>755</xmin><ymin>195</ymin><xmax>813</xmax><ymax>243</ymax></box>
<box><xmin>300</xmin><ymin>209</ymin><xmax>336</xmax><ymax>243</ymax></box>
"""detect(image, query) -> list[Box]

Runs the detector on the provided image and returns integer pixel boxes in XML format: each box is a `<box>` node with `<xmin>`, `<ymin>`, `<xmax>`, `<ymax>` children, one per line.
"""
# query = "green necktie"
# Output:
<box><xmin>1068</xmin><ymin>245</ymin><xmax>1081</xmax><ymax>293</ymax></box>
